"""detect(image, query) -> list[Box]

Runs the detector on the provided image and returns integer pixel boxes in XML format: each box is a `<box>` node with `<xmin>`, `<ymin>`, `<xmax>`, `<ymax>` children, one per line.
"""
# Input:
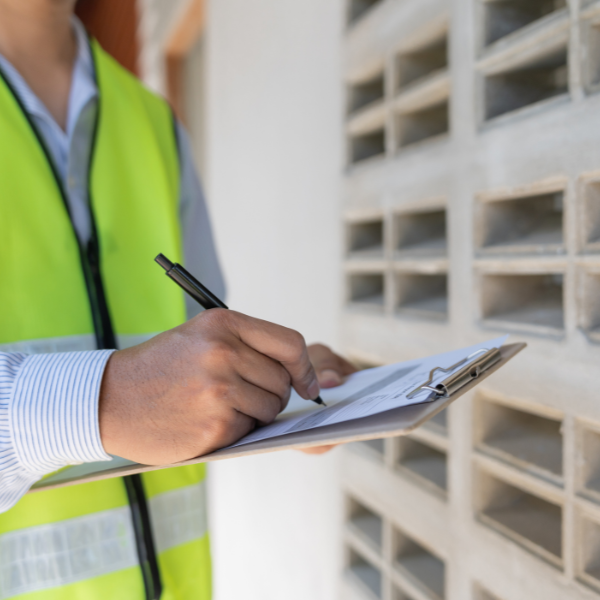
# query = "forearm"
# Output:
<box><xmin>0</xmin><ymin>350</ymin><xmax>113</xmax><ymax>513</ymax></box>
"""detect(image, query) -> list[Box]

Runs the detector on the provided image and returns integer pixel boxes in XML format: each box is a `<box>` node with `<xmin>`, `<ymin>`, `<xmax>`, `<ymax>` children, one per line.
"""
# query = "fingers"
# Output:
<box><xmin>232</xmin><ymin>342</ymin><xmax>292</xmax><ymax>412</ymax></box>
<box><xmin>196</xmin><ymin>336</ymin><xmax>291</xmax><ymax>419</ymax></box>
<box><xmin>298</xmin><ymin>444</ymin><xmax>338</xmax><ymax>455</ymax></box>
<box><xmin>318</xmin><ymin>369</ymin><xmax>344</xmax><ymax>388</ymax></box>
<box><xmin>200</xmin><ymin>408</ymin><xmax>257</xmax><ymax>455</ymax></box>
<box><xmin>203</xmin><ymin>309</ymin><xmax>320</xmax><ymax>401</ymax></box>
<box><xmin>307</xmin><ymin>343</ymin><xmax>358</xmax><ymax>375</ymax></box>
<box><xmin>307</xmin><ymin>344</ymin><xmax>359</xmax><ymax>388</ymax></box>
<box><xmin>231</xmin><ymin>378</ymin><xmax>285</xmax><ymax>425</ymax></box>
<box><xmin>102</xmin><ymin>309</ymin><xmax>338</xmax><ymax>466</ymax></box>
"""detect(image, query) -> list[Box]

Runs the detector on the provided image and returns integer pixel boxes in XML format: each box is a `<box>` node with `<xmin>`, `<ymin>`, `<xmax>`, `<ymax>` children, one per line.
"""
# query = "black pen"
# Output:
<box><xmin>155</xmin><ymin>253</ymin><xmax>326</xmax><ymax>407</ymax></box>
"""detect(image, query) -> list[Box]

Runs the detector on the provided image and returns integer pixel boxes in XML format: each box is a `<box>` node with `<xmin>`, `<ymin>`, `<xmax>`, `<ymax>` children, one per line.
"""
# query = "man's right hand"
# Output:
<box><xmin>98</xmin><ymin>309</ymin><xmax>321</xmax><ymax>465</ymax></box>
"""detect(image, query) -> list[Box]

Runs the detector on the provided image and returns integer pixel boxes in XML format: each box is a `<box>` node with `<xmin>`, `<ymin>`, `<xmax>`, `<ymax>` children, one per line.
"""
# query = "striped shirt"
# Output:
<box><xmin>0</xmin><ymin>19</ymin><xmax>225</xmax><ymax>512</ymax></box>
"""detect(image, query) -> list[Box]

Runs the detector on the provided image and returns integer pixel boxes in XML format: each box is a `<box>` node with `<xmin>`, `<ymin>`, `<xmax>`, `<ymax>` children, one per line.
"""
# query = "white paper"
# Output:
<box><xmin>229</xmin><ymin>335</ymin><xmax>508</xmax><ymax>448</ymax></box>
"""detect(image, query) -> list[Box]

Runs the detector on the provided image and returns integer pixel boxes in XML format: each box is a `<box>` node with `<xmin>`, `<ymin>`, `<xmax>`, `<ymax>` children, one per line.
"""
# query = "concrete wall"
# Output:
<box><xmin>340</xmin><ymin>1</ymin><xmax>600</xmax><ymax>600</ymax></box>
<box><xmin>204</xmin><ymin>1</ymin><xmax>345</xmax><ymax>600</ymax></box>
<box><xmin>184</xmin><ymin>36</ymin><xmax>207</xmax><ymax>177</ymax></box>
<box><xmin>138</xmin><ymin>0</ymin><xmax>189</xmax><ymax>93</ymax></box>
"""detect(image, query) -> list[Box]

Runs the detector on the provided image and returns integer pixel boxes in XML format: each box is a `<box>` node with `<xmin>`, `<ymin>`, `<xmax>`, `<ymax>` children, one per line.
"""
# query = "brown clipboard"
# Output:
<box><xmin>31</xmin><ymin>342</ymin><xmax>525</xmax><ymax>492</ymax></box>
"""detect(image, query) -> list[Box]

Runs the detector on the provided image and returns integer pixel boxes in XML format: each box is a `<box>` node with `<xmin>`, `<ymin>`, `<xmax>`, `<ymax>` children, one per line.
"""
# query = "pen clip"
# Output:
<box><xmin>155</xmin><ymin>253</ymin><xmax>228</xmax><ymax>310</ymax></box>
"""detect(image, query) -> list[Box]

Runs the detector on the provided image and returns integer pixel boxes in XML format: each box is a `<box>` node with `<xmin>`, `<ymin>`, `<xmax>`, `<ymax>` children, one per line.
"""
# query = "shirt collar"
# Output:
<box><xmin>71</xmin><ymin>17</ymin><xmax>95</xmax><ymax>82</ymax></box>
<box><xmin>66</xmin><ymin>17</ymin><xmax>98</xmax><ymax>137</ymax></box>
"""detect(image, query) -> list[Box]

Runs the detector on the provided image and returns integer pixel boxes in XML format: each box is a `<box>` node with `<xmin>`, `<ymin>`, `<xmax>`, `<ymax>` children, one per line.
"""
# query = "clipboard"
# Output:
<box><xmin>31</xmin><ymin>342</ymin><xmax>525</xmax><ymax>492</ymax></box>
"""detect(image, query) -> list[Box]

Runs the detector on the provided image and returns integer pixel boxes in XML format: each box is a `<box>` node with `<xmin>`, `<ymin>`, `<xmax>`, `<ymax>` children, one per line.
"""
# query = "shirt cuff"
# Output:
<box><xmin>10</xmin><ymin>350</ymin><xmax>115</xmax><ymax>474</ymax></box>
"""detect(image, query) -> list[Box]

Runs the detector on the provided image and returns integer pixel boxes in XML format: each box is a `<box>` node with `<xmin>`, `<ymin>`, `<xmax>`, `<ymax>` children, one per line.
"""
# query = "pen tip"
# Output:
<box><xmin>314</xmin><ymin>396</ymin><xmax>327</xmax><ymax>407</ymax></box>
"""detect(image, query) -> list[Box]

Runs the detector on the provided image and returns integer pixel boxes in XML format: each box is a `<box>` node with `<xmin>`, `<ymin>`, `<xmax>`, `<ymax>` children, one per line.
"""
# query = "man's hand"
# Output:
<box><xmin>99</xmin><ymin>309</ymin><xmax>320</xmax><ymax>465</ymax></box>
<box><xmin>299</xmin><ymin>344</ymin><xmax>358</xmax><ymax>455</ymax></box>
<box><xmin>307</xmin><ymin>343</ymin><xmax>358</xmax><ymax>388</ymax></box>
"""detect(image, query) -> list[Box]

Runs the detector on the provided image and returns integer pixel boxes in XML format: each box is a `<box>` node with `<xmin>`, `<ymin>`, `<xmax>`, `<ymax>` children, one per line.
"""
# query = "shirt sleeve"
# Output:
<box><xmin>176</xmin><ymin>121</ymin><xmax>227</xmax><ymax>319</ymax></box>
<box><xmin>0</xmin><ymin>350</ymin><xmax>113</xmax><ymax>513</ymax></box>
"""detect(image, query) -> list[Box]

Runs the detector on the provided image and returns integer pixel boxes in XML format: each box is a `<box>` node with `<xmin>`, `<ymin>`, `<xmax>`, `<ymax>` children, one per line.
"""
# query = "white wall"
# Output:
<box><xmin>137</xmin><ymin>0</ymin><xmax>190</xmax><ymax>93</ymax></box>
<box><xmin>204</xmin><ymin>1</ymin><xmax>345</xmax><ymax>599</ymax></box>
<box><xmin>185</xmin><ymin>37</ymin><xmax>207</xmax><ymax>178</ymax></box>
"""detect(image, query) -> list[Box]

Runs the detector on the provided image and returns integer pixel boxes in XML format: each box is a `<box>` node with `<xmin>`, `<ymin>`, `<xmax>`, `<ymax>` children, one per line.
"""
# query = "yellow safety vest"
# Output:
<box><xmin>0</xmin><ymin>40</ymin><xmax>211</xmax><ymax>600</ymax></box>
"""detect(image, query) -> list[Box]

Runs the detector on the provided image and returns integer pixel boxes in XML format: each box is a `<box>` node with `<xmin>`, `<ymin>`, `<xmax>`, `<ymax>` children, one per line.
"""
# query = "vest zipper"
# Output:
<box><xmin>0</xmin><ymin>65</ymin><xmax>163</xmax><ymax>600</ymax></box>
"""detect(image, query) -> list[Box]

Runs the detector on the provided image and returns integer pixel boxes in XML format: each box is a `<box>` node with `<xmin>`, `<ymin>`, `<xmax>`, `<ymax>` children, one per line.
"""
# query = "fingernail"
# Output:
<box><xmin>319</xmin><ymin>369</ymin><xmax>342</xmax><ymax>388</ymax></box>
<box><xmin>307</xmin><ymin>378</ymin><xmax>320</xmax><ymax>400</ymax></box>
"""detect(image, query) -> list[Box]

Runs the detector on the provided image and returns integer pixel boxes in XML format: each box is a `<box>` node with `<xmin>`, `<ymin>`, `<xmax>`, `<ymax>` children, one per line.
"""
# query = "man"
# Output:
<box><xmin>0</xmin><ymin>1</ymin><xmax>355</xmax><ymax>598</ymax></box>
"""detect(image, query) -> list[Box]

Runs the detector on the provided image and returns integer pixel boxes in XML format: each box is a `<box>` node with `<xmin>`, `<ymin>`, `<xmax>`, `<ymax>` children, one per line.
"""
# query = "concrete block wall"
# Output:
<box><xmin>340</xmin><ymin>1</ymin><xmax>600</xmax><ymax>600</ymax></box>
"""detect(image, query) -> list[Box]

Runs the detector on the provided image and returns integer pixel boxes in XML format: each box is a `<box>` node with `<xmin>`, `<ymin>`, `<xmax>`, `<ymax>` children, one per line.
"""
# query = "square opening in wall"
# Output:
<box><xmin>582</xmin><ymin>18</ymin><xmax>600</xmax><ymax>92</ymax></box>
<box><xmin>396</xmin><ymin>273</ymin><xmax>448</xmax><ymax>321</ymax></box>
<box><xmin>480</xmin><ymin>273</ymin><xmax>564</xmax><ymax>332</ymax></box>
<box><xmin>482</xmin><ymin>0</ymin><xmax>567</xmax><ymax>46</ymax></box>
<box><xmin>356</xmin><ymin>438</ymin><xmax>386</xmax><ymax>458</ymax></box>
<box><xmin>393</xmin><ymin>586</ymin><xmax>417</xmax><ymax>600</ymax></box>
<box><xmin>396</xmin><ymin>36</ymin><xmax>448</xmax><ymax>91</ymax></box>
<box><xmin>348</xmin><ymin>73</ymin><xmax>385</xmax><ymax>115</ymax></box>
<box><xmin>347</xmin><ymin>548</ymin><xmax>382</xmax><ymax>599</ymax></box>
<box><xmin>475</xmin><ymin>398</ymin><xmax>563</xmax><ymax>481</ymax></box>
<box><xmin>348</xmin><ymin>0</ymin><xmax>382</xmax><ymax>25</ymax></box>
<box><xmin>348</xmin><ymin>219</ymin><xmax>384</xmax><ymax>259</ymax></box>
<box><xmin>484</xmin><ymin>48</ymin><xmax>568</xmax><ymax>120</ymax></box>
<box><xmin>348</xmin><ymin>273</ymin><xmax>385</xmax><ymax>310</ymax></box>
<box><xmin>477</xmin><ymin>192</ymin><xmax>564</xmax><ymax>255</ymax></box>
<box><xmin>473</xmin><ymin>584</ymin><xmax>504</xmax><ymax>600</ymax></box>
<box><xmin>348</xmin><ymin>498</ymin><xmax>383</xmax><ymax>552</ymax></box>
<box><xmin>582</xmin><ymin>180</ymin><xmax>600</xmax><ymax>252</ymax></box>
<box><xmin>397</xmin><ymin>102</ymin><xmax>449</xmax><ymax>148</ymax></box>
<box><xmin>423</xmin><ymin>408</ymin><xmax>448</xmax><ymax>436</ymax></box>
<box><xmin>350</xmin><ymin>130</ymin><xmax>386</xmax><ymax>164</ymax></box>
<box><xmin>393</xmin><ymin>529</ymin><xmax>445</xmax><ymax>600</ymax></box>
<box><xmin>579</xmin><ymin>271</ymin><xmax>600</xmax><ymax>343</ymax></box>
<box><xmin>578</xmin><ymin>426</ymin><xmax>600</xmax><ymax>500</ymax></box>
<box><xmin>396</xmin><ymin>437</ymin><xmax>447</xmax><ymax>494</ymax></box>
<box><xmin>578</xmin><ymin>515</ymin><xmax>600</xmax><ymax>592</ymax></box>
<box><xmin>475</xmin><ymin>469</ymin><xmax>562</xmax><ymax>565</ymax></box>
<box><xmin>395</xmin><ymin>209</ymin><xmax>447</xmax><ymax>258</ymax></box>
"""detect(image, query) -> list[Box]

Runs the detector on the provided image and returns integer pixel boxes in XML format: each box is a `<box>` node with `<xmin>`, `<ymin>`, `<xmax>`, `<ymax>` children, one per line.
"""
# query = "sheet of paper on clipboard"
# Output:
<box><xmin>228</xmin><ymin>334</ymin><xmax>508</xmax><ymax>448</ymax></box>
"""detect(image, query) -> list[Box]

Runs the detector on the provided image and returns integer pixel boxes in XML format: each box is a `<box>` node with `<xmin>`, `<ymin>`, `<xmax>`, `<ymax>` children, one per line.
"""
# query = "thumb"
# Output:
<box><xmin>318</xmin><ymin>369</ymin><xmax>343</xmax><ymax>388</ymax></box>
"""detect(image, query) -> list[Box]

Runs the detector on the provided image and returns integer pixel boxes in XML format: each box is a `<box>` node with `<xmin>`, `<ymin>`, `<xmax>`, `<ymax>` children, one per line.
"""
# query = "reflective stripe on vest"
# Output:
<box><xmin>149</xmin><ymin>482</ymin><xmax>208</xmax><ymax>555</ymax></box>
<box><xmin>0</xmin><ymin>333</ymin><xmax>160</xmax><ymax>354</ymax></box>
<box><xmin>0</xmin><ymin>37</ymin><xmax>211</xmax><ymax>600</ymax></box>
<box><xmin>0</xmin><ymin>483</ymin><xmax>206</xmax><ymax>599</ymax></box>
<box><xmin>0</xmin><ymin>508</ymin><xmax>137</xmax><ymax>599</ymax></box>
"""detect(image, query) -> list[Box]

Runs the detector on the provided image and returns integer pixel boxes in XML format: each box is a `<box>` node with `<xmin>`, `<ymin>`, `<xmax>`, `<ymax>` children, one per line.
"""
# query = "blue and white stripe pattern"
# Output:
<box><xmin>0</xmin><ymin>352</ymin><xmax>113</xmax><ymax>512</ymax></box>
<box><xmin>0</xmin><ymin>355</ymin><xmax>30</xmax><ymax>513</ymax></box>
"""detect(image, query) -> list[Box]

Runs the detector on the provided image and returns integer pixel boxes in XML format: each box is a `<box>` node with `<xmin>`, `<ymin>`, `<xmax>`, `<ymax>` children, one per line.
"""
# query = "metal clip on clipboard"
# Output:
<box><xmin>407</xmin><ymin>347</ymin><xmax>502</xmax><ymax>400</ymax></box>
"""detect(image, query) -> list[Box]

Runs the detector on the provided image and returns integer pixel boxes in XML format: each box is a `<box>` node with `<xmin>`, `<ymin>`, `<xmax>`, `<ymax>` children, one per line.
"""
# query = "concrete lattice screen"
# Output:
<box><xmin>341</xmin><ymin>1</ymin><xmax>600</xmax><ymax>600</ymax></box>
